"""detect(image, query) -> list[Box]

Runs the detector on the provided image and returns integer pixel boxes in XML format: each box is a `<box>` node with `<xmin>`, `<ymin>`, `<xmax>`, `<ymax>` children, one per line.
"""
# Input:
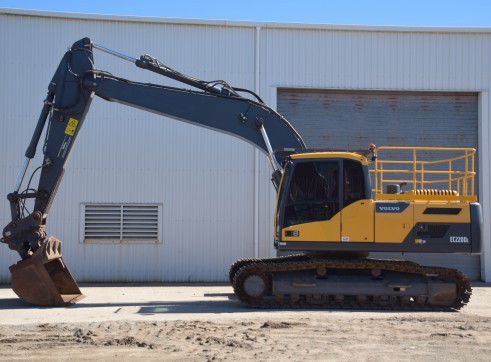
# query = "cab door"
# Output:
<box><xmin>340</xmin><ymin>160</ymin><xmax>374</xmax><ymax>242</ymax></box>
<box><xmin>280</xmin><ymin>160</ymin><xmax>341</xmax><ymax>242</ymax></box>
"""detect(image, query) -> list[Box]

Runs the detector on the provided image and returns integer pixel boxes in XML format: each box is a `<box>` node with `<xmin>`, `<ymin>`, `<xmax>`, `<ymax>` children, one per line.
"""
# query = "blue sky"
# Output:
<box><xmin>1</xmin><ymin>0</ymin><xmax>490</xmax><ymax>27</ymax></box>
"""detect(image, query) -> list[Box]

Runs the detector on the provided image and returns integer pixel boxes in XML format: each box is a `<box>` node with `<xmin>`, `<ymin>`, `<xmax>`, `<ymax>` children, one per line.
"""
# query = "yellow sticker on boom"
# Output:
<box><xmin>65</xmin><ymin>118</ymin><xmax>79</xmax><ymax>136</ymax></box>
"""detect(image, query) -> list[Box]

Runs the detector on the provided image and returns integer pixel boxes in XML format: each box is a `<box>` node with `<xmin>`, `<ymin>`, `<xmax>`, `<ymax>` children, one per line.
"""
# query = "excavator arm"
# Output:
<box><xmin>1</xmin><ymin>37</ymin><xmax>305</xmax><ymax>305</ymax></box>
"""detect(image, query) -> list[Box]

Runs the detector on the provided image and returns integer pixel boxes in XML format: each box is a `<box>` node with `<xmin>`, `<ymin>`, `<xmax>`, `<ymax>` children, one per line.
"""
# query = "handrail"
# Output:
<box><xmin>372</xmin><ymin>146</ymin><xmax>476</xmax><ymax>202</ymax></box>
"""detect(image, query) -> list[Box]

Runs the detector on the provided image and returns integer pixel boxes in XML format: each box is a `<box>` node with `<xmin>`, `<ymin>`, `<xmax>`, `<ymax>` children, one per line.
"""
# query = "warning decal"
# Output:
<box><xmin>65</xmin><ymin>118</ymin><xmax>79</xmax><ymax>136</ymax></box>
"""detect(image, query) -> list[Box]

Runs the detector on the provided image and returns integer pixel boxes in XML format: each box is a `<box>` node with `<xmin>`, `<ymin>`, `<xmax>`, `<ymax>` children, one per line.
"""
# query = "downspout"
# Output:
<box><xmin>253</xmin><ymin>26</ymin><xmax>261</xmax><ymax>259</ymax></box>
<box><xmin>478</xmin><ymin>91</ymin><xmax>490</xmax><ymax>282</ymax></box>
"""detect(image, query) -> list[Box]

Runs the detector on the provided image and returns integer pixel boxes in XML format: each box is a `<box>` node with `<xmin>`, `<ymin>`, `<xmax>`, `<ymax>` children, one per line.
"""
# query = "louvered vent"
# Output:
<box><xmin>82</xmin><ymin>204</ymin><xmax>161</xmax><ymax>243</ymax></box>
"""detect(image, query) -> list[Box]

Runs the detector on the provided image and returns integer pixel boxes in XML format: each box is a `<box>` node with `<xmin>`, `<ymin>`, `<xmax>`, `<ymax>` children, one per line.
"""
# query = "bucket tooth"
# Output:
<box><xmin>9</xmin><ymin>237</ymin><xmax>84</xmax><ymax>306</ymax></box>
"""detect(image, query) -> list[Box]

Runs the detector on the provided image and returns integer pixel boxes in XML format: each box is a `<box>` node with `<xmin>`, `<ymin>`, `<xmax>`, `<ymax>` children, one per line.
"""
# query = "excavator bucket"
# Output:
<box><xmin>9</xmin><ymin>237</ymin><xmax>84</xmax><ymax>306</ymax></box>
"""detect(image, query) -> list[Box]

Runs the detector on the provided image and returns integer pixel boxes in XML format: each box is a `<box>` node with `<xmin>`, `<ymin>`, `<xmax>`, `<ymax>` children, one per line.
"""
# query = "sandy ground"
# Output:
<box><xmin>0</xmin><ymin>283</ymin><xmax>490</xmax><ymax>361</ymax></box>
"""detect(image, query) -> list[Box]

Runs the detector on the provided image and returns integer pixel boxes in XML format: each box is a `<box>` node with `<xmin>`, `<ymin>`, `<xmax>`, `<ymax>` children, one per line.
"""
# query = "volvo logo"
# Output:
<box><xmin>379</xmin><ymin>206</ymin><xmax>401</xmax><ymax>211</ymax></box>
<box><xmin>376</xmin><ymin>202</ymin><xmax>410</xmax><ymax>213</ymax></box>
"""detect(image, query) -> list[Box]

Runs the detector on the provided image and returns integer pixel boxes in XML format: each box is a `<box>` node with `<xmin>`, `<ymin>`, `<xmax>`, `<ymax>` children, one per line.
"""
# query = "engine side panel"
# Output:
<box><xmin>278</xmin><ymin>201</ymin><xmax>478</xmax><ymax>254</ymax></box>
<box><xmin>374</xmin><ymin>201</ymin><xmax>413</xmax><ymax>243</ymax></box>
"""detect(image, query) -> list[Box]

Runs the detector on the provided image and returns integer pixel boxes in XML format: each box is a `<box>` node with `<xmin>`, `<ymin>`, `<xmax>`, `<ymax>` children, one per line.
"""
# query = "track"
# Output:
<box><xmin>228</xmin><ymin>254</ymin><xmax>310</xmax><ymax>284</ymax></box>
<box><xmin>230</xmin><ymin>256</ymin><xmax>472</xmax><ymax>311</ymax></box>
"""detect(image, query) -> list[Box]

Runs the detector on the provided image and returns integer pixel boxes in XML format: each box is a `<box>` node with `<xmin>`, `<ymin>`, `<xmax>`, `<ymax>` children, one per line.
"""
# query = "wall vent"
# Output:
<box><xmin>81</xmin><ymin>204</ymin><xmax>161</xmax><ymax>243</ymax></box>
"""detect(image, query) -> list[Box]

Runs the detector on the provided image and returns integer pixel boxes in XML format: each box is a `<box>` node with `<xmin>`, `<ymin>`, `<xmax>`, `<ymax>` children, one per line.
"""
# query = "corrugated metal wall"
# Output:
<box><xmin>259</xmin><ymin>28</ymin><xmax>490</xmax><ymax>92</ymax></box>
<box><xmin>1</xmin><ymin>10</ymin><xmax>490</xmax><ymax>282</ymax></box>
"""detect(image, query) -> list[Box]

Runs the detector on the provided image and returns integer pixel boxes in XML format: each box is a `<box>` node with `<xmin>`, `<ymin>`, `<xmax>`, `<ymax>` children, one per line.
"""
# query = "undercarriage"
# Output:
<box><xmin>230</xmin><ymin>255</ymin><xmax>471</xmax><ymax>311</ymax></box>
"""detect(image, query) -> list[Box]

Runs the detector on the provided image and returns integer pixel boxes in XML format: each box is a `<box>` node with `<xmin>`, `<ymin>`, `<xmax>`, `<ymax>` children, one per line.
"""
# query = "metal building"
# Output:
<box><xmin>0</xmin><ymin>9</ymin><xmax>490</xmax><ymax>283</ymax></box>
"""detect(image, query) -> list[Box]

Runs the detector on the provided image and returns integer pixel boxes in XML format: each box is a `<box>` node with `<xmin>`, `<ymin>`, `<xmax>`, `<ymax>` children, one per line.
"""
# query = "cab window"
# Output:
<box><xmin>343</xmin><ymin>160</ymin><xmax>365</xmax><ymax>207</ymax></box>
<box><xmin>284</xmin><ymin>161</ymin><xmax>339</xmax><ymax>226</ymax></box>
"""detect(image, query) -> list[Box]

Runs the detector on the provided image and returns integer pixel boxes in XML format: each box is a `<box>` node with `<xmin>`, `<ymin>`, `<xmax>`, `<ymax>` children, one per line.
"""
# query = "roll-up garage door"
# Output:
<box><xmin>277</xmin><ymin>89</ymin><xmax>480</xmax><ymax>280</ymax></box>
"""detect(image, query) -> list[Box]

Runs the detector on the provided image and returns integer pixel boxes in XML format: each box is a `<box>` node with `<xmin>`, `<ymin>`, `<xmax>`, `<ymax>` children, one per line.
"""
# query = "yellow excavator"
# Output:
<box><xmin>2</xmin><ymin>38</ymin><xmax>482</xmax><ymax>310</ymax></box>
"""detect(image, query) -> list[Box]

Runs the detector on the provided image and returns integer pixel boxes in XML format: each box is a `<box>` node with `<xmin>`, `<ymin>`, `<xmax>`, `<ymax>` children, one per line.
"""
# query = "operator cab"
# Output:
<box><xmin>274</xmin><ymin>152</ymin><xmax>371</xmax><ymax>246</ymax></box>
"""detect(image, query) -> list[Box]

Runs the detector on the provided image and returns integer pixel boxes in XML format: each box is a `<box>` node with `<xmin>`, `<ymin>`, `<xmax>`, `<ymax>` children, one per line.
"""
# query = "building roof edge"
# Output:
<box><xmin>2</xmin><ymin>8</ymin><xmax>491</xmax><ymax>34</ymax></box>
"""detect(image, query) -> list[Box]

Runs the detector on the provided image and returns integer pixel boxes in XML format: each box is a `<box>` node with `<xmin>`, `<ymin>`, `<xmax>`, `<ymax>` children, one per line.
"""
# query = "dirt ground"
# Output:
<box><xmin>0</xmin><ymin>283</ymin><xmax>490</xmax><ymax>361</ymax></box>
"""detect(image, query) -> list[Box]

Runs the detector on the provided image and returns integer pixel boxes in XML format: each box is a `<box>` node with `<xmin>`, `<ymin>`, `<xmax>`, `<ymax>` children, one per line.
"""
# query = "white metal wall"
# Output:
<box><xmin>0</xmin><ymin>9</ymin><xmax>490</xmax><ymax>282</ymax></box>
